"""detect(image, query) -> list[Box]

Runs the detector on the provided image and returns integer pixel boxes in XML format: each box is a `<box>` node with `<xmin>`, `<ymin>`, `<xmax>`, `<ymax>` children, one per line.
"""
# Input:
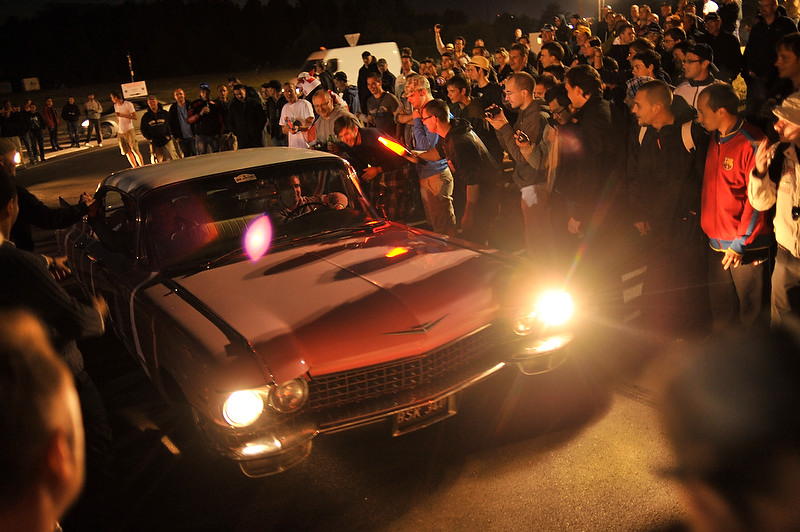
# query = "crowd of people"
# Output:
<box><xmin>5</xmin><ymin>2</ymin><xmax>800</xmax><ymax>528</ymax></box>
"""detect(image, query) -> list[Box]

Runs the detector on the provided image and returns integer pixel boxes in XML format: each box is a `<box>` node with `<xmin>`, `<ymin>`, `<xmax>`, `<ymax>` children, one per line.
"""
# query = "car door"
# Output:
<box><xmin>79</xmin><ymin>188</ymin><xmax>155</xmax><ymax>351</ymax></box>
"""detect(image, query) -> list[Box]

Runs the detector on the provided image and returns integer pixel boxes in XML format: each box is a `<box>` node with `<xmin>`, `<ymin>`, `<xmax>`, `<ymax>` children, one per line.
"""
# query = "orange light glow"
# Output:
<box><xmin>385</xmin><ymin>247</ymin><xmax>410</xmax><ymax>258</ymax></box>
<box><xmin>378</xmin><ymin>136</ymin><xmax>409</xmax><ymax>157</ymax></box>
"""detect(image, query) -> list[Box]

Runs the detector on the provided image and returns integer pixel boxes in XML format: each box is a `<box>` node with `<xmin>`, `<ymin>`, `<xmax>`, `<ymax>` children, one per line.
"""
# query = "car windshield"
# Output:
<box><xmin>140</xmin><ymin>158</ymin><xmax>374</xmax><ymax>269</ymax></box>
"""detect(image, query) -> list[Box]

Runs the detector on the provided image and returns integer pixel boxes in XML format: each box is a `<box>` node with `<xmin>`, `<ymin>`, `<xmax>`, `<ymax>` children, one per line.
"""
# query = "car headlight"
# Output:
<box><xmin>222</xmin><ymin>390</ymin><xmax>264</xmax><ymax>427</ymax></box>
<box><xmin>269</xmin><ymin>379</ymin><xmax>308</xmax><ymax>413</ymax></box>
<box><xmin>81</xmin><ymin>119</ymin><xmax>89</xmax><ymax>128</ymax></box>
<box><xmin>513</xmin><ymin>289</ymin><xmax>574</xmax><ymax>334</ymax></box>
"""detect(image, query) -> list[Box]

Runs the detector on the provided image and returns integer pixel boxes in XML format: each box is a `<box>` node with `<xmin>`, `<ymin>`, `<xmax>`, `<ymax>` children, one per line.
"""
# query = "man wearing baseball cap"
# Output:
<box><xmin>674</xmin><ymin>43</ymin><xmax>718</xmax><ymax>110</ymax></box>
<box><xmin>698</xmin><ymin>11</ymin><xmax>742</xmax><ymax>83</ymax></box>
<box><xmin>748</xmin><ymin>92</ymin><xmax>800</xmax><ymax>324</ymax></box>
<box><xmin>465</xmin><ymin>56</ymin><xmax>504</xmax><ymax>129</ymax></box>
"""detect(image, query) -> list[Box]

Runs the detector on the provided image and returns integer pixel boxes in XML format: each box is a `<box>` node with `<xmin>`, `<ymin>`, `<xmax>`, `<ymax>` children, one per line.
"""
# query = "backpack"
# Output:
<box><xmin>638</xmin><ymin>120</ymin><xmax>695</xmax><ymax>152</ymax></box>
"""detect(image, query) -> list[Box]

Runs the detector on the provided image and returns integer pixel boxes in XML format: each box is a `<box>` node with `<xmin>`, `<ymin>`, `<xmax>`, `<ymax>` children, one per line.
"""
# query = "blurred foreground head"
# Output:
<box><xmin>661</xmin><ymin>321</ymin><xmax>800</xmax><ymax>532</ymax></box>
<box><xmin>0</xmin><ymin>309</ymin><xmax>85</xmax><ymax>532</ymax></box>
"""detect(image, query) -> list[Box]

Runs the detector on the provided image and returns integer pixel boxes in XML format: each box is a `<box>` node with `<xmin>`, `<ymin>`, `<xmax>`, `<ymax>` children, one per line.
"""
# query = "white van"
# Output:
<box><xmin>301</xmin><ymin>42</ymin><xmax>401</xmax><ymax>86</ymax></box>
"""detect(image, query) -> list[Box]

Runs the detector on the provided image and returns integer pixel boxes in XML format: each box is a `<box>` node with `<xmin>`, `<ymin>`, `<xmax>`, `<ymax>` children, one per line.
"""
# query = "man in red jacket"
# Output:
<box><xmin>42</xmin><ymin>98</ymin><xmax>61</xmax><ymax>152</ymax></box>
<box><xmin>697</xmin><ymin>83</ymin><xmax>773</xmax><ymax>331</ymax></box>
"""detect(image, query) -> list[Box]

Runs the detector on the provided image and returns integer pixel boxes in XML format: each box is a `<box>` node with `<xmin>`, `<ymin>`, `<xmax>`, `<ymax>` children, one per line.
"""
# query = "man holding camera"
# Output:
<box><xmin>487</xmin><ymin>71</ymin><xmax>552</xmax><ymax>260</ymax></box>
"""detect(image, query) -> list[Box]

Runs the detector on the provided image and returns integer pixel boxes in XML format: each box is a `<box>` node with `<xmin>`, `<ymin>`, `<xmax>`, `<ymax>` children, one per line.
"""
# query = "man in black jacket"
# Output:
<box><xmin>228</xmin><ymin>84</ymin><xmax>267</xmax><ymax>149</ymax></box>
<box><xmin>61</xmin><ymin>97</ymin><xmax>81</xmax><ymax>148</ymax></box>
<box><xmin>140</xmin><ymin>95</ymin><xmax>176</xmax><ymax>163</ymax></box>
<box><xmin>628</xmin><ymin>79</ymin><xmax>711</xmax><ymax>338</ymax></box>
<box><xmin>417</xmin><ymin>99</ymin><xmax>499</xmax><ymax>244</ymax></box>
<box><xmin>0</xmin><ymin>138</ymin><xmax>90</xmax><ymax>251</ymax></box>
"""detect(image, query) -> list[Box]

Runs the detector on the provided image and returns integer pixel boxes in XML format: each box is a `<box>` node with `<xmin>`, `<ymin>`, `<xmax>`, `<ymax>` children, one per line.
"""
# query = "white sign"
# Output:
<box><xmin>122</xmin><ymin>81</ymin><xmax>148</xmax><ymax>99</ymax></box>
<box><xmin>22</xmin><ymin>78</ymin><xmax>40</xmax><ymax>91</ymax></box>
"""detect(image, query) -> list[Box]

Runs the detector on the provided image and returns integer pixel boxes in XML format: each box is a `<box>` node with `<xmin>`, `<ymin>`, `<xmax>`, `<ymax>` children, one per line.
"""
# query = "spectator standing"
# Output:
<box><xmin>365</xmin><ymin>72</ymin><xmax>401</xmax><ymax>135</ymax></box>
<box><xmin>698</xmin><ymin>12</ymin><xmax>743</xmax><ymax>83</ymax></box>
<box><xmin>494</xmin><ymin>48</ymin><xmax>514</xmax><ymax>84</ymax></box>
<box><xmin>377</xmin><ymin>58</ymin><xmax>396</xmax><ymax>95</ymax></box>
<box><xmin>187</xmin><ymin>83</ymin><xmax>222</xmax><ymax>154</ymax></box>
<box><xmin>227</xmin><ymin>84</ymin><xmax>267</xmax><ymax>149</ymax></box>
<box><xmin>279</xmin><ymin>82</ymin><xmax>314</xmax><ymax>148</ymax></box>
<box><xmin>358</xmin><ymin>51</ymin><xmax>379</xmax><ymax>117</ymax></box>
<box><xmin>696</xmin><ymin>83</ymin><xmax>772</xmax><ymax>331</ymax></box>
<box><xmin>398</xmin><ymin>74</ymin><xmax>456</xmax><ymax>236</ymax></box>
<box><xmin>743</xmin><ymin>0</ymin><xmax>797</xmax><ymax>126</ymax></box>
<box><xmin>445</xmin><ymin>75</ymin><xmax>502</xmax><ymax>164</ymax></box>
<box><xmin>140</xmin><ymin>95</ymin><xmax>177</xmax><ymax>163</ymax></box>
<box><xmin>215</xmin><ymin>84</ymin><xmax>236</xmax><ymax>151</ymax></box>
<box><xmin>26</xmin><ymin>104</ymin><xmax>45</xmax><ymax>164</ymax></box>
<box><xmin>748</xmin><ymin>93</ymin><xmax>800</xmax><ymax>324</ymax></box>
<box><xmin>263</xmin><ymin>80</ymin><xmax>287</xmax><ymax>146</ymax></box>
<box><xmin>0</xmin><ymin>139</ymin><xmax>90</xmax><ymax>252</ymax></box>
<box><xmin>776</xmin><ymin>33</ymin><xmax>800</xmax><ymax>93</ymax></box>
<box><xmin>661</xmin><ymin>28</ymin><xmax>687</xmax><ymax>84</ymax></box>
<box><xmin>487</xmin><ymin>72</ymin><xmax>553</xmax><ymax>259</ymax></box>
<box><xmin>110</xmin><ymin>91</ymin><xmax>143</xmax><ymax>168</ymax></box>
<box><xmin>563</xmin><ymin>65</ymin><xmax>628</xmax><ymax>300</ymax></box>
<box><xmin>0</xmin><ymin>164</ymin><xmax>111</xmax><ymax>494</ymax></box>
<box><xmin>674</xmin><ymin>44</ymin><xmax>719</xmax><ymax>110</ymax></box>
<box><xmin>508</xmin><ymin>43</ymin><xmax>537</xmax><ymax>77</ymax></box>
<box><xmin>83</xmin><ymin>93</ymin><xmax>102</xmax><ymax>147</ymax></box>
<box><xmin>42</xmin><ymin>98</ymin><xmax>60</xmax><ymax>152</ymax></box>
<box><xmin>543</xmin><ymin>84</ymin><xmax>582</xmax><ymax>261</ymax></box>
<box><xmin>333</xmin><ymin>72</ymin><xmax>361</xmax><ymax>116</ymax></box>
<box><xmin>61</xmin><ymin>97</ymin><xmax>81</xmax><ymax>148</ymax></box>
<box><xmin>167</xmin><ymin>88</ymin><xmax>194</xmax><ymax>157</ymax></box>
<box><xmin>418</xmin><ymin>99</ymin><xmax>500</xmax><ymax>243</ymax></box>
<box><xmin>311</xmin><ymin>90</ymin><xmax>359</xmax><ymax>150</ymax></box>
<box><xmin>628</xmin><ymin>80</ymin><xmax>711</xmax><ymax>338</ymax></box>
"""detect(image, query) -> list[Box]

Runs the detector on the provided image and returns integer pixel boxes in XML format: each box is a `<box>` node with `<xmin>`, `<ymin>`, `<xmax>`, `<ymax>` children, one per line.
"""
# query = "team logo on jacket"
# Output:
<box><xmin>722</xmin><ymin>157</ymin><xmax>734</xmax><ymax>171</ymax></box>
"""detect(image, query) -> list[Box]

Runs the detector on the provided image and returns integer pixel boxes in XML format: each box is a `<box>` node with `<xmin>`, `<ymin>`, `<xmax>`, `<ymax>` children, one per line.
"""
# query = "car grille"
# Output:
<box><xmin>307</xmin><ymin>326</ymin><xmax>502</xmax><ymax>412</ymax></box>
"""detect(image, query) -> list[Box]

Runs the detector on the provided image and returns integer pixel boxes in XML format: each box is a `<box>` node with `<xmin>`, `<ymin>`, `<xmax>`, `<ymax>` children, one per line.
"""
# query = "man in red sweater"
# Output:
<box><xmin>698</xmin><ymin>83</ymin><xmax>773</xmax><ymax>331</ymax></box>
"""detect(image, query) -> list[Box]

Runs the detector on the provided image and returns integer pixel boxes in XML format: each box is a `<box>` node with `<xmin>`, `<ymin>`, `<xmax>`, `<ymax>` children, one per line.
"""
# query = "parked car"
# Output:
<box><xmin>58</xmin><ymin>148</ymin><xmax>578</xmax><ymax>477</ymax></box>
<box><xmin>80</xmin><ymin>96</ymin><xmax>170</xmax><ymax>139</ymax></box>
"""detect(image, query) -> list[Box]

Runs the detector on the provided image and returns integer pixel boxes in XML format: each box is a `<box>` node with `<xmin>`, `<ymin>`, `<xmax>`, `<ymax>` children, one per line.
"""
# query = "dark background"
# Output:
<box><xmin>0</xmin><ymin>0</ymin><xmax>760</xmax><ymax>93</ymax></box>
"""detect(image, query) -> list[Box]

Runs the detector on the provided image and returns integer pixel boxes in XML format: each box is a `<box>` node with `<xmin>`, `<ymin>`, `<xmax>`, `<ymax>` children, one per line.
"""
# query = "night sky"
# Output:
<box><xmin>2</xmin><ymin>0</ymin><xmax>592</xmax><ymax>26</ymax></box>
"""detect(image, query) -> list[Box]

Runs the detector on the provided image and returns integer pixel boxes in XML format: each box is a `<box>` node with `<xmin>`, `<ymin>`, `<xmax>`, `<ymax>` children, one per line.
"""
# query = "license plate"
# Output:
<box><xmin>392</xmin><ymin>395</ymin><xmax>457</xmax><ymax>436</ymax></box>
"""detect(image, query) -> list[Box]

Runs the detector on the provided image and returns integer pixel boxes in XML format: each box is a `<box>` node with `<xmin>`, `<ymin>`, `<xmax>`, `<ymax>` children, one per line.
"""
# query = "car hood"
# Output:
<box><xmin>170</xmin><ymin>226</ymin><xmax>508</xmax><ymax>383</ymax></box>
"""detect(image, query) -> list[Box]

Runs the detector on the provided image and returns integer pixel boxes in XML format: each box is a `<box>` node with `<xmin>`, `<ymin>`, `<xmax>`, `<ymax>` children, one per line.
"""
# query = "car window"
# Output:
<box><xmin>140</xmin><ymin>159</ymin><xmax>371</xmax><ymax>269</ymax></box>
<box><xmin>92</xmin><ymin>189</ymin><xmax>137</xmax><ymax>257</ymax></box>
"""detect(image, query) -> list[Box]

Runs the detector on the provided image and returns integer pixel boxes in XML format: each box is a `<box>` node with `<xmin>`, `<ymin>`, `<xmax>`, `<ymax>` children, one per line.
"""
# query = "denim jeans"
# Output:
<box><xmin>66</xmin><ymin>120</ymin><xmax>80</xmax><ymax>146</ymax></box>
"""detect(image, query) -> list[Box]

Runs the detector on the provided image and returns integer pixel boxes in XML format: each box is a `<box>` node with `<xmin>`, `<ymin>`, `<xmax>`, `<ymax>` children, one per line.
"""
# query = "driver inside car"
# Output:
<box><xmin>270</xmin><ymin>174</ymin><xmax>348</xmax><ymax>224</ymax></box>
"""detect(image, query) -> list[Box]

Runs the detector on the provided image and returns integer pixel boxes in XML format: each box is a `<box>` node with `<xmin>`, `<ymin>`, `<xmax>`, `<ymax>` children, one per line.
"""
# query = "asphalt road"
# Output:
<box><xmin>20</xmin><ymin>145</ymin><xmax>690</xmax><ymax>532</ymax></box>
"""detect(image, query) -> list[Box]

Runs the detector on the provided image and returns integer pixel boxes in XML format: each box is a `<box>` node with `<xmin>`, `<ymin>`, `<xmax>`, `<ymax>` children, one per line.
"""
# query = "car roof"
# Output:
<box><xmin>101</xmin><ymin>148</ymin><xmax>344</xmax><ymax>198</ymax></box>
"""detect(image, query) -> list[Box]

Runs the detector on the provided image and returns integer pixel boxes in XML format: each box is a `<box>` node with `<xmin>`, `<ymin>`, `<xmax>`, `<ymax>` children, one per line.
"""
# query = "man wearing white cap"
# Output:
<box><xmin>749</xmin><ymin>92</ymin><xmax>800</xmax><ymax>325</ymax></box>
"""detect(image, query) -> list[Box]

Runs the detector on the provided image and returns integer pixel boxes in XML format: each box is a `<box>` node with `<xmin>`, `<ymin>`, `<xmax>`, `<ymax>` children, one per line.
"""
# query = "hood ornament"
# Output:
<box><xmin>384</xmin><ymin>314</ymin><xmax>447</xmax><ymax>335</ymax></box>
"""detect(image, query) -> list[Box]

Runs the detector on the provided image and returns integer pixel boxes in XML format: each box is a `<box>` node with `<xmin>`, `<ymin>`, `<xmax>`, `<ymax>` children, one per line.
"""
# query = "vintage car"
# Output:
<box><xmin>59</xmin><ymin>148</ymin><xmax>578</xmax><ymax>477</ymax></box>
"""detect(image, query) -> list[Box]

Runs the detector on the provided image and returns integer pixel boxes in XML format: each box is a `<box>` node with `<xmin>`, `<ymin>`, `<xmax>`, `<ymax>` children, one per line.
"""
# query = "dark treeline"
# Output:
<box><xmin>0</xmin><ymin>0</ymin><xmax>544</xmax><ymax>90</ymax></box>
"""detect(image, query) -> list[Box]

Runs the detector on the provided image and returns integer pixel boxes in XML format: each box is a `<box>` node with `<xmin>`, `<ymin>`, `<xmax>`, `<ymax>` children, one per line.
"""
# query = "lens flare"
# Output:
<box><xmin>244</xmin><ymin>215</ymin><xmax>273</xmax><ymax>262</ymax></box>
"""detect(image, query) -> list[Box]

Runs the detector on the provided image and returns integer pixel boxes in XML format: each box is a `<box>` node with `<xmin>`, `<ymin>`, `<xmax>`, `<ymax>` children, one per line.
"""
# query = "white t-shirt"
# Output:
<box><xmin>279</xmin><ymin>99</ymin><xmax>314</xmax><ymax>148</ymax></box>
<box><xmin>114</xmin><ymin>100</ymin><xmax>136</xmax><ymax>133</ymax></box>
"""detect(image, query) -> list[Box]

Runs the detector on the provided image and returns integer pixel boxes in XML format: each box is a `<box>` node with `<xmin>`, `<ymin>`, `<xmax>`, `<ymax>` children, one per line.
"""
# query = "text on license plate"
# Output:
<box><xmin>392</xmin><ymin>395</ymin><xmax>457</xmax><ymax>436</ymax></box>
